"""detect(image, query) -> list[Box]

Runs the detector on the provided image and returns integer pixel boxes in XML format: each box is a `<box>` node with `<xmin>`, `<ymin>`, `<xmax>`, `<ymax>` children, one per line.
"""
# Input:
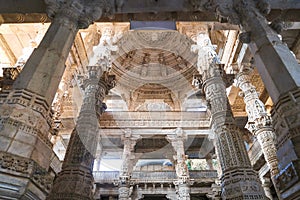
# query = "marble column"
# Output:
<box><xmin>166</xmin><ymin>128</ymin><xmax>191</xmax><ymax>200</ymax></box>
<box><xmin>118</xmin><ymin>129</ymin><xmax>140</xmax><ymax>200</ymax></box>
<box><xmin>0</xmin><ymin>1</ymin><xmax>108</xmax><ymax>199</ymax></box>
<box><xmin>47</xmin><ymin>23</ymin><xmax>117</xmax><ymax>199</ymax></box>
<box><xmin>235</xmin><ymin>65</ymin><xmax>280</xmax><ymax>197</ymax></box>
<box><xmin>191</xmin><ymin>33</ymin><xmax>266</xmax><ymax>199</ymax></box>
<box><xmin>47</xmin><ymin>67</ymin><xmax>116</xmax><ymax>200</ymax></box>
<box><xmin>220</xmin><ymin>1</ymin><xmax>300</xmax><ymax>197</ymax></box>
<box><xmin>14</xmin><ymin>0</ymin><xmax>107</xmax><ymax>105</ymax></box>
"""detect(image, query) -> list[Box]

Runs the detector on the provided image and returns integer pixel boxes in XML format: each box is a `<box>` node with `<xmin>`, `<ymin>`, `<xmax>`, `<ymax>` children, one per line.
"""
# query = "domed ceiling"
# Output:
<box><xmin>111</xmin><ymin>30</ymin><xmax>199</xmax><ymax>111</ymax></box>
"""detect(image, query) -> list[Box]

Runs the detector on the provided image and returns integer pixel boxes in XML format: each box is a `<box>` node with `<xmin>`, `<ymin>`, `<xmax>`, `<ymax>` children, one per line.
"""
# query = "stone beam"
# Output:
<box><xmin>1</xmin><ymin>11</ymin><xmax>300</xmax><ymax>24</ymax></box>
<box><xmin>0</xmin><ymin>0</ymin><xmax>46</xmax><ymax>13</ymax></box>
<box><xmin>0</xmin><ymin>0</ymin><xmax>300</xmax><ymax>23</ymax></box>
<box><xmin>1</xmin><ymin>0</ymin><xmax>300</xmax><ymax>14</ymax></box>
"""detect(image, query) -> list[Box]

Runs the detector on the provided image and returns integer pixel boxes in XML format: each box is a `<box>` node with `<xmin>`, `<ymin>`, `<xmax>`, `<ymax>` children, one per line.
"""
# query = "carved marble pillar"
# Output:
<box><xmin>0</xmin><ymin>1</ymin><xmax>108</xmax><ymax>199</ymax></box>
<box><xmin>212</xmin><ymin>0</ymin><xmax>300</xmax><ymax>197</ymax></box>
<box><xmin>14</xmin><ymin>0</ymin><xmax>108</xmax><ymax>105</ymax></box>
<box><xmin>191</xmin><ymin>33</ymin><xmax>266</xmax><ymax>199</ymax></box>
<box><xmin>236</xmin><ymin>66</ymin><xmax>281</xmax><ymax>198</ymax></box>
<box><xmin>118</xmin><ymin>129</ymin><xmax>140</xmax><ymax>200</ymax></box>
<box><xmin>48</xmin><ymin>25</ymin><xmax>117</xmax><ymax>199</ymax></box>
<box><xmin>228</xmin><ymin>4</ymin><xmax>300</xmax><ymax>196</ymax></box>
<box><xmin>47</xmin><ymin>67</ymin><xmax>116</xmax><ymax>200</ymax></box>
<box><xmin>167</xmin><ymin>128</ymin><xmax>191</xmax><ymax>200</ymax></box>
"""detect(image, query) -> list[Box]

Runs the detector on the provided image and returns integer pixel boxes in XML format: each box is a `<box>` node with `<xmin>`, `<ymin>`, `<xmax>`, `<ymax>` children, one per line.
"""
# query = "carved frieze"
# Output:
<box><xmin>45</xmin><ymin>0</ymin><xmax>112</xmax><ymax>29</ymax></box>
<box><xmin>0</xmin><ymin>152</ymin><xmax>54</xmax><ymax>192</ymax></box>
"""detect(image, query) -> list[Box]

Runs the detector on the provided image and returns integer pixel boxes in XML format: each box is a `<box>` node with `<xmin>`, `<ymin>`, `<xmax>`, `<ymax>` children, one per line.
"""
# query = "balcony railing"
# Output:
<box><xmin>93</xmin><ymin>170</ymin><xmax>218</xmax><ymax>184</ymax></box>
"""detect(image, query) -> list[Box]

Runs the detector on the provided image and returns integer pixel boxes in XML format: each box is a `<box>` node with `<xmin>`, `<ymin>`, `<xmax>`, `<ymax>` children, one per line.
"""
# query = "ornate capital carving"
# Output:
<box><xmin>44</xmin><ymin>0</ymin><xmax>112</xmax><ymax>29</ymax></box>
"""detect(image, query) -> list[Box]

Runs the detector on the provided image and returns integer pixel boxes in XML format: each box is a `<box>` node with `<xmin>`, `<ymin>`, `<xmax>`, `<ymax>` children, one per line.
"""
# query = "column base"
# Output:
<box><xmin>0</xmin><ymin>151</ymin><xmax>53</xmax><ymax>200</ymax></box>
<box><xmin>275</xmin><ymin>159</ymin><xmax>300</xmax><ymax>200</ymax></box>
<box><xmin>118</xmin><ymin>185</ymin><xmax>130</xmax><ymax>200</ymax></box>
<box><xmin>221</xmin><ymin>168</ymin><xmax>266</xmax><ymax>199</ymax></box>
<box><xmin>178</xmin><ymin>183</ymin><xmax>190</xmax><ymax>200</ymax></box>
<box><xmin>47</xmin><ymin>168</ymin><xmax>94</xmax><ymax>200</ymax></box>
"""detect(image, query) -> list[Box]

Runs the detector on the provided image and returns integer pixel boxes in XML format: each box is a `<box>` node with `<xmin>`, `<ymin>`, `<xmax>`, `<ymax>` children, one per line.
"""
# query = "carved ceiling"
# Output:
<box><xmin>111</xmin><ymin>30</ymin><xmax>199</xmax><ymax>111</ymax></box>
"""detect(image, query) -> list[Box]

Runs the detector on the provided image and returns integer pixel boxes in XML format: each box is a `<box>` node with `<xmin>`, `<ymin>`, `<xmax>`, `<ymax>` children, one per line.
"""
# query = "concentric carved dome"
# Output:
<box><xmin>111</xmin><ymin>30</ymin><xmax>199</xmax><ymax>111</ymax></box>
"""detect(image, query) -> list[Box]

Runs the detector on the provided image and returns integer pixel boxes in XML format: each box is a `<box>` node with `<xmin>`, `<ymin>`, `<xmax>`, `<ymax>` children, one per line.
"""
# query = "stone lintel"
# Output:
<box><xmin>0</xmin><ymin>11</ymin><xmax>300</xmax><ymax>24</ymax></box>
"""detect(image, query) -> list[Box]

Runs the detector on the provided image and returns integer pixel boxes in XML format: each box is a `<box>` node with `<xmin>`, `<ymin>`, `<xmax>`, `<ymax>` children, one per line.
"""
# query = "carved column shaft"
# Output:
<box><xmin>232</xmin><ymin>0</ymin><xmax>300</xmax><ymax>103</ymax></box>
<box><xmin>236</xmin><ymin>68</ymin><xmax>281</xmax><ymax>198</ymax></box>
<box><xmin>227</xmin><ymin>1</ymin><xmax>300</xmax><ymax>197</ymax></box>
<box><xmin>49</xmin><ymin>27</ymin><xmax>118</xmax><ymax>199</ymax></box>
<box><xmin>167</xmin><ymin>128</ymin><xmax>190</xmax><ymax>200</ymax></box>
<box><xmin>47</xmin><ymin>68</ymin><xmax>115</xmax><ymax>200</ymax></box>
<box><xmin>192</xmin><ymin>34</ymin><xmax>266</xmax><ymax>199</ymax></box>
<box><xmin>13</xmin><ymin>0</ymin><xmax>105</xmax><ymax>105</ymax></box>
<box><xmin>118</xmin><ymin>131</ymin><xmax>140</xmax><ymax>200</ymax></box>
<box><xmin>236</xmin><ymin>68</ymin><xmax>279</xmax><ymax>177</ymax></box>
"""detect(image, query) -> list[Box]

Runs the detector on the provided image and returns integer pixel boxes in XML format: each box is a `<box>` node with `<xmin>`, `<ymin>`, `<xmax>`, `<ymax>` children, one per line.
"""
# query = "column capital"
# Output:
<box><xmin>166</xmin><ymin>128</ymin><xmax>187</xmax><ymax>150</ymax></box>
<box><xmin>121</xmin><ymin>130</ymin><xmax>141</xmax><ymax>152</ymax></box>
<box><xmin>213</xmin><ymin>0</ymin><xmax>270</xmax><ymax>25</ymax></box>
<box><xmin>45</xmin><ymin>0</ymin><xmax>112</xmax><ymax>29</ymax></box>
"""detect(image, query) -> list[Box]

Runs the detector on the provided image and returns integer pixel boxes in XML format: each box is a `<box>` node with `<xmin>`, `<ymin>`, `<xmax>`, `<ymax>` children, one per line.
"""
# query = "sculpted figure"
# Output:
<box><xmin>89</xmin><ymin>27</ymin><xmax>118</xmax><ymax>71</ymax></box>
<box><xmin>191</xmin><ymin>33</ymin><xmax>220</xmax><ymax>74</ymax></box>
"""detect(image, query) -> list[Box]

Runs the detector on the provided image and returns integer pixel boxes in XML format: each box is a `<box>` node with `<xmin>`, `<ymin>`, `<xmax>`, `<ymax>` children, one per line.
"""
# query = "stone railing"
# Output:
<box><xmin>93</xmin><ymin>170</ymin><xmax>218</xmax><ymax>184</ymax></box>
<box><xmin>131</xmin><ymin>171</ymin><xmax>177</xmax><ymax>183</ymax></box>
<box><xmin>93</xmin><ymin>171</ymin><xmax>119</xmax><ymax>184</ymax></box>
<box><xmin>189</xmin><ymin>170</ymin><xmax>218</xmax><ymax>181</ymax></box>
<box><xmin>99</xmin><ymin>111</ymin><xmax>210</xmax><ymax>128</ymax></box>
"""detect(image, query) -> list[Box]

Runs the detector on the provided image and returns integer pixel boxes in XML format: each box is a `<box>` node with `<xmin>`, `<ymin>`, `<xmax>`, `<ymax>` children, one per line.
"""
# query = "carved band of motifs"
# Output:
<box><xmin>0</xmin><ymin>151</ymin><xmax>53</xmax><ymax>192</ymax></box>
<box><xmin>0</xmin><ymin>89</ymin><xmax>53</xmax><ymax>126</ymax></box>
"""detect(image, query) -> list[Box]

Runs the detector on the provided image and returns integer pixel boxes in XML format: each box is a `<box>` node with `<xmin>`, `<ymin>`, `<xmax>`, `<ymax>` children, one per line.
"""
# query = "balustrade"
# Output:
<box><xmin>93</xmin><ymin>170</ymin><xmax>218</xmax><ymax>184</ymax></box>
